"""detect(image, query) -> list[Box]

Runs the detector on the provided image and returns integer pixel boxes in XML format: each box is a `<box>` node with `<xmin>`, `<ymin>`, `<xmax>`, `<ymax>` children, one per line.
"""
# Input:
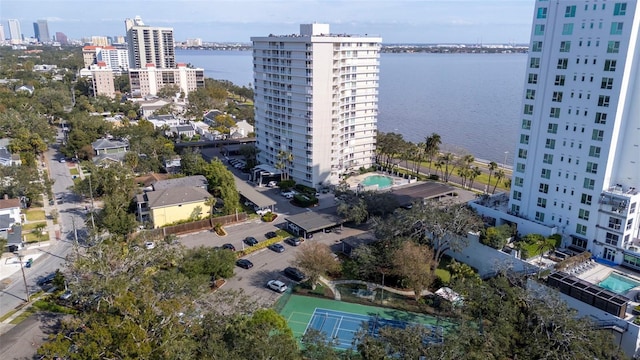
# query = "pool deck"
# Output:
<box><xmin>345</xmin><ymin>172</ymin><xmax>414</xmax><ymax>190</ymax></box>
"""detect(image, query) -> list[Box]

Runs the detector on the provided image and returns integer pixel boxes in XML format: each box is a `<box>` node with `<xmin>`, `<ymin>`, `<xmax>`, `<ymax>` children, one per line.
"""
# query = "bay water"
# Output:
<box><xmin>176</xmin><ymin>49</ymin><xmax>527</xmax><ymax>164</ymax></box>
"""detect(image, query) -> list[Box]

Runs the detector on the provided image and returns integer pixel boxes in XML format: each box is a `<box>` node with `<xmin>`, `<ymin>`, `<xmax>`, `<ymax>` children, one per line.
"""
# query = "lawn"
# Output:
<box><xmin>24</xmin><ymin>209</ymin><xmax>46</xmax><ymax>221</ymax></box>
<box><xmin>22</xmin><ymin>221</ymin><xmax>47</xmax><ymax>232</ymax></box>
<box><xmin>25</xmin><ymin>232</ymin><xmax>48</xmax><ymax>243</ymax></box>
<box><xmin>69</xmin><ymin>167</ymin><xmax>79</xmax><ymax>175</ymax></box>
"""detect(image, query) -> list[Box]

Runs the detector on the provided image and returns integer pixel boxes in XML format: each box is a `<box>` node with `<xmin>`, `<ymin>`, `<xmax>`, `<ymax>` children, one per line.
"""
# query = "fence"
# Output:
<box><xmin>139</xmin><ymin>212</ymin><xmax>248</xmax><ymax>240</ymax></box>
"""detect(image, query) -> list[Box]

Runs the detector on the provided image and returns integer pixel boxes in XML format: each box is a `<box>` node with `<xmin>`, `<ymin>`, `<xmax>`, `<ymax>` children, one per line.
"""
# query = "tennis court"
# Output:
<box><xmin>280</xmin><ymin>295</ymin><xmax>452</xmax><ymax>351</ymax></box>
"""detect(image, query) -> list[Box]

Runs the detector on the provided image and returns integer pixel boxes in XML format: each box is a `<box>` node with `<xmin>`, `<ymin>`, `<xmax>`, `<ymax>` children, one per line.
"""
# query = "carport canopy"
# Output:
<box><xmin>234</xmin><ymin>175</ymin><xmax>276</xmax><ymax>209</ymax></box>
<box><xmin>285</xmin><ymin>207</ymin><xmax>344</xmax><ymax>235</ymax></box>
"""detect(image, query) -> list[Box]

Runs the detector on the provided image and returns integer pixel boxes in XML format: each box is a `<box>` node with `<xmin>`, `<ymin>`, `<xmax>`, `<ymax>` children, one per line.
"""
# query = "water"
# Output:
<box><xmin>599</xmin><ymin>273</ymin><xmax>640</xmax><ymax>294</ymax></box>
<box><xmin>360</xmin><ymin>175</ymin><xmax>393</xmax><ymax>189</ymax></box>
<box><xmin>175</xmin><ymin>49</ymin><xmax>526</xmax><ymax>164</ymax></box>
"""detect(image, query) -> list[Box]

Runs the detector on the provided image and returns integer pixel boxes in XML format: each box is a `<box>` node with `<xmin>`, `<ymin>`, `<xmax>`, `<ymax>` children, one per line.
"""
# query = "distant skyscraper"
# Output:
<box><xmin>125</xmin><ymin>16</ymin><xmax>175</xmax><ymax>69</ymax></box>
<box><xmin>33</xmin><ymin>19</ymin><xmax>50</xmax><ymax>43</ymax></box>
<box><xmin>0</xmin><ymin>25</ymin><xmax>5</xmax><ymax>43</ymax></box>
<box><xmin>55</xmin><ymin>32</ymin><xmax>68</xmax><ymax>45</ymax></box>
<box><xmin>7</xmin><ymin>19</ymin><xmax>21</xmax><ymax>44</ymax></box>
<box><xmin>251</xmin><ymin>24</ymin><xmax>381</xmax><ymax>187</ymax></box>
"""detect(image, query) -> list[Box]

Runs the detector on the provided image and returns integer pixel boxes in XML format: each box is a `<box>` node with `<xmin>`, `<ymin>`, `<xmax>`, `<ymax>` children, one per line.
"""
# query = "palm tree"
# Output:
<box><xmin>492</xmin><ymin>169</ymin><xmax>505</xmax><ymax>194</ymax></box>
<box><xmin>487</xmin><ymin>161</ymin><xmax>498</xmax><ymax>193</ymax></box>
<box><xmin>439</xmin><ymin>152</ymin><xmax>455</xmax><ymax>182</ymax></box>
<box><xmin>424</xmin><ymin>133</ymin><xmax>441</xmax><ymax>175</ymax></box>
<box><xmin>414</xmin><ymin>142</ymin><xmax>425</xmax><ymax>176</ymax></box>
<box><xmin>204</xmin><ymin>196</ymin><xmax>217</xmax><ymax>221</ymax></box>
<box><xmin>468</xmin><ymin>166</ymin><xmax>482</xmax><ymax>190</ymax></box>
<box><xmin>277</xmin><ymin>150</ymin><xmax>294</xmax><ymax>181</ymax></box>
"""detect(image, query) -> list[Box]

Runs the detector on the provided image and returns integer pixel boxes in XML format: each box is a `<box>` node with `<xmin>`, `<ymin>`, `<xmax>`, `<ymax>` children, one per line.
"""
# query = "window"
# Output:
<box><xmin>526</xmin><ymin>89</ymin><xmax>536</xmax><ymax>100</ymax></box>
<box><xmin>601</xmin><ymin>77</ymin><xmax>614</xmax><ymax>89</ymax></box>
<box><xmin>535</xmin><ymin>24</ymin><xmax>546</xmax><ymax>35</ymax></box>
<box><xmin>513</xmin><ymin>190</ymin><xmax>522</xmax><ymax>201</ymax></box>
<box><xmin>593</xmin><ymin>128</ymin><xmax>605</xmax><ymax>141</ymax></box>
<box><xmin>581</xmin><ymin>193</ymin><xmax>592</xmax><ymax>205</ymax></box>
<box><xmin>607</xmin><ymin>41</ymin><xmax>620</xmax><ymax>53</ymax></box>
<box><xmin>604</xmin><ymin>59</ymin><xmax>617</xmax><ymax>71</ymax></box>
<box><xmin>586</xmin><ymin>162</ymin><xmax>598</xmax><ymax>174</ymax></box>
<box><xmin>595</xmin><ymin>112</ymin><xmax>607</xmax><ymax>124</ymax></box>
<box><xmin>543</xmin><ymin>153</ymin><xmax>554</xmax><ymax>164</ymax></box>
<box><xmin>520</xmin><ymin>134</ymin><xmax>530</xmax><ymax>144</ymax></box>
<box><xmin>605</xmin><ymin>232</ymin><xmax>619</xmax><ymax>246</ymax></box>
<box><xmin>541</xmin><ymin>168</ymin><xmax>551</xmax><ymax>179</ymax></box>
<box><xmin>535</xmin><ymin>211</ymin><xmax>545</xmax><ymax>222</ymax></box>
<box><xmin>589</xmin><ymin>146</ymin><xmax>601</xmax><ymax>157</ymax></box>
<box><xmin>555</xmin><ymin>75</ymin><xmax>566</xmax><ymax>86</ymax></box>
<box><xmin>539</xmin><ymin>183</ymin><xmax>549</xmax><ymax>193</ymax></box>
<box><xmin>576</xmin><ymin>224</ymin><xmax>587</xmax><ymax>235</ymax></box>
<box><xmin>614</xmin><ymin>3</ymin><xmax>627</xmax><ymax>15</ymax></box>
<box><xmin>530</xmin><ymin>58</ymin><xmax>540</xmax><ymax>68</ymax></box>
<box><xmin>552</xmin><ymin>91</ymin><xmax>563</xmax><ymax>102</ymax></box>
<box><xmin>583</xmin><ymin>178</ymin><xmax>595</xmax><ymax>190</ymax></box>
<box><xmin>511</xmin><ymin>204</ymin><xmax>520</xmax><ymax>214</ymax></box>
<box><xmin>560</xmin><ymin>41</ymin><xmax>571</xmax><ymax>52</ymax></box>
<box><xmin>598</xmin><ymin>95</ymin><xmax>610</xmax><ymax>107</ymax></box>
<box><xmin>522</xmin><ymin>119</ymin><xmax>532</xmax><ymax>129</ymax></box>
<box><xmin>628</xmin><ymin>219</ymin><xmax>634</xmax><ymax>230</ymax></box>
<box><xmin>557</xmin><ymin>58</ymin><xmax>568</xmax><ymax>69</ymax></box>
<box><xmin>524</xmin><ymin>104</ymin><xmax>534</xmax><ymax>115</ymax></box>
<box><xmin>572</xmin><ymin>237</ymin><xmax>587</xmax><ymax>249</ymax></box>
<box><xmin>545</xmin><ymin>138</ymin><xmax>556</xmax><ymax>149</ymax></box>
<box><xmin>562</xmin><ymin>23</ymin><xmax>574</xmax><ymax>35</ymax></box>
<box><xmin>537</xmin><ymin>7</ymin><xmax>548</xmax><ymax>18</ymax></box>
<box><xmin>578</xmin><ymin>209</ymin><xmax>590</xmax><ymax>221</ymax></box>
<box><xmin>532</xmin><ymin>41</ymin><xmax>543</xmax><ymax>52</ymax></box>
<box><xmin>537</xmin><ymin>197</ymin><xmax>547</xmax><ymax>208</ymax></box>
<box><xmin>528</xmin><ymin>73</ymin><xmax>538</xmax><ymax>84</ymax></box>
<box><xmin>609</xmin><ymin>217</ymin><xmax>622</xmax><ymax>230</ymax></box>
<box><xmin>516</xmin><ymin>163</ymin><xmax>526</xmax><ymax>172</ymax></box>
<box><xmin>565</xmin><ymin>5</ymin><xmax>576</xmax><ymax>17</ymax></box>
<box><xmin>611</xmin><ymin>22</ymin><xmax>624</xmax><ymax>35</ymax></box>
<box><xmin>518</xmin><ymin>148</ymin><xmax>528</xmax><ymax>159</ymax></box>
<box><xmin>514</xmin><ymin>177</ymin><xmax>524</xmax><ymax>187</ymax></box>
<box><xmin>547</xmin><ymin>123</ymin><xmax>558</xmax><ymax>133</ymax></box>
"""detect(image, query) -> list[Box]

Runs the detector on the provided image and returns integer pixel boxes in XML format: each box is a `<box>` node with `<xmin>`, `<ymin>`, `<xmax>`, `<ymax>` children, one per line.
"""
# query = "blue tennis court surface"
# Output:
<box><xmin>305</xmin><ymin>308</ymin><xmax>443</xmax><ymax>350</ymax></box>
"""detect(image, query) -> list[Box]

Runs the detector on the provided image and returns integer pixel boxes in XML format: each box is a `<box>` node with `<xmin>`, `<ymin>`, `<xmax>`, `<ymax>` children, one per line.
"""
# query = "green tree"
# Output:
<box><xmin>492</xmin><ymin>169</ymin><xmax>505</xmax><ymax>194</ymax></box>
<box><xmin>180</xmin><ymin>246</ymin><xmax>236</xmax><ymax>281</ymax></box>
<box><xmin>392</xmin><ymin>241</ymin><xmax>435</xmax><ymax>300</ymax></box>
<box><xmin>424</xmin><ymin>132</ymin><xmax>441</xmax><ymax>174</ymax></box>
<box><xmin>486</xmin><ymin>161</ymin><xmax>498</xmax><ymax>193</ymax></box>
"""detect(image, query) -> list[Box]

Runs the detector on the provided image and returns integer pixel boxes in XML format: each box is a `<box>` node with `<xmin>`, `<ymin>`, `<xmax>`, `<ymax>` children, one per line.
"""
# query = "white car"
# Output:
<box><xmin>256</xmin><ymin>208</ymin><xmax>272</xmax><ymax>216</ymax></box>
<box><xmin>267</xmin><ymin>181</ymin><xmax>278</xmax><ymax>187</ymax></box>
<box><xmin>144</xmin><ymin>241</ymin><xmax>156</xmax><ymax>250</ymax></box>
<box><xmin>267</xmin><ymin>280</ymin><xmax>288</xmax><ymax>293</ymax></box>
<box><xmin>59</xmin><ymin>158</ymin><xmax>66</xmax><ymax>163</ymax></box>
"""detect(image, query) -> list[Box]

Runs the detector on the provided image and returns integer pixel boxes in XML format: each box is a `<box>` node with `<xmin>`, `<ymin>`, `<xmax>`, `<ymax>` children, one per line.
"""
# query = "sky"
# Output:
<box><xmin>1</xmin><ymin>0</ymin><xmax>536</xmax><ymax>44</ymax></box>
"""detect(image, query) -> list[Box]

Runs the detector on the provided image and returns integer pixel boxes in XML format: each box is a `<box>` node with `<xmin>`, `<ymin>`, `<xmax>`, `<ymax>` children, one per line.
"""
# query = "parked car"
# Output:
<box><xmin>284</xmin><ymin>237</ymin><xmax>302</xmax><ymax>246</ymax></box>
<box><xmin>267</xmin><ymin>280</ymin><xmax>288</xmax><ymax>293</ymax></box>
<box><xmin>281</xmin><ymin>190</ymin><xmax>296</xmax><ymax>198</ymax></box>
<box><xmin>265</xmin><ymin>231</ymin><xmax>277</xmax><ymax>239</ymax></box>
<box><xmin>59</xmin><ymin>158</ymin><xmax>66</xmax><ymax>163</ymax></box>
<box><xmin>144</xmin><ymin>241</ymin><xmax>155</xmax><ymax>249</ymax></box>
<box><xmin>267</xmin><ymin>181</ymin><xmax>278</xmax><ymax>187</ymax></box>
<box><xmin>37</xmin><ymin>272</ymin><xmax>56</xmax><ymax>287</ymax></box>
<box><xmin>244</xmin><ymin>237</ymin><xmax>259</xmax><ymax>246</ymax></box>
<box><xmin>256</xmin><ymin>208</ymin><xmax>271</xmax><ymax>216</ymax></box>
<box><xmin>268</xmin><ymin>243</ymin><xmax>285</xmax><ymax>253</ymax></box>
<box><xmin>284</xmin><ymin>267</ymin><xmax>306</xmax><ymax>282</ymax></box>
<box><xmin>221</xmin><ymin>243</ymin><xmax>236</xmax><ymax>251</ymax></box>
<box><xmin>236</xmin><ymin>259</ymin><xmax>254</xmax><ymax>269</ymax></box>
<box><xmin>59</xmin><ymin>290</ymin><xmax>73</xmax><ymax>300</ymax></box>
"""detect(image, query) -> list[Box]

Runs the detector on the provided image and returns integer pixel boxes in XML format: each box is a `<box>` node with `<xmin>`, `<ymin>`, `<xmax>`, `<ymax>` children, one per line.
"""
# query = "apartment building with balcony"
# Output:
<box><xmin>251</xmin><ymin>24</ymin><xmax>381</xmax><ymax>188</ymax></box>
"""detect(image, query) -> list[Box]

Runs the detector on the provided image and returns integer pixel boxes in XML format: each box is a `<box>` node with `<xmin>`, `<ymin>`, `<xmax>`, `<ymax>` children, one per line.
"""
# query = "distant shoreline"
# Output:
<box><xmin>176</xmin><ymin>45</ymin><xmax>529</xmax><ymax>54</ymax></box>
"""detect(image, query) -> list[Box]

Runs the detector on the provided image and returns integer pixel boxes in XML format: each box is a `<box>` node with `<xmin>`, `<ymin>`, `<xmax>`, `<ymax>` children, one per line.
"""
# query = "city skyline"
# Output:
<box><xmin>1</xmin><ymin>0</ymin><xmax>535</xmax><ymax>44</ymax></box>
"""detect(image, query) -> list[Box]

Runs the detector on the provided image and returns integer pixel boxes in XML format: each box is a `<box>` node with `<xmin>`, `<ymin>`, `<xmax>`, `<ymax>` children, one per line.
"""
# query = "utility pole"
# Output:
<box><xmin>15</xmin><ymin>252</ymin><xmax>30</xmax><ymax>302</ymax></box>
<box><xmin>87</xmin><ymin>173</ymin><xmax>96</xmax><ymax>230</ymax></box>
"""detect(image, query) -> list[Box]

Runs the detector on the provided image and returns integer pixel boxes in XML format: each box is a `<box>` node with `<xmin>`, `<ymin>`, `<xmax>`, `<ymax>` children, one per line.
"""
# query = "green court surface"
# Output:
<box><xmin>279</xmin><ymin>294</ymin><xmax>456</xmax><ymax>341</ymax></box>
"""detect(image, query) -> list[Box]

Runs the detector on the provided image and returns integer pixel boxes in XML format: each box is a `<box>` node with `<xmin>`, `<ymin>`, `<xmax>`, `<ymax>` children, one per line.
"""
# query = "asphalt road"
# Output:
<box><xmin>0</xmin><ymin>312</ymin><xmax>64</xmax><ymax>360</ymax></box>
<box><xmin>0</xmin><ymin>130</ymin><xmax>85</xmax><ymax>321</ymax></box>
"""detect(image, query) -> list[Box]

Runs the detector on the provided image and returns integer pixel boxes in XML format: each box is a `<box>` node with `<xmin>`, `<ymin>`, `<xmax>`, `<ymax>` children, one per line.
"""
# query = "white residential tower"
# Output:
<box><xmin>252</xmin><ymin>24</ymin><xmax>381</xmax><ymax>188</ymax></box>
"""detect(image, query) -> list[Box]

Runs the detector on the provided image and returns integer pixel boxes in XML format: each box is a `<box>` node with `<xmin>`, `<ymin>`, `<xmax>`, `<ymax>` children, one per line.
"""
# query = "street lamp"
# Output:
<box><xmin>503</xmin><ymin>151</ymin><xmax>509</xmax><ymax>169</ymax></box>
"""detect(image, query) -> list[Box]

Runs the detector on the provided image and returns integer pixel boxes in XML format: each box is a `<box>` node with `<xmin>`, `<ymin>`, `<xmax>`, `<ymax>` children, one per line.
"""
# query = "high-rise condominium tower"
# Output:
<box><xmin>33</xmin><ymin>19</ymin><xmax>50</xmax><ymax>43</ymax></box>
<box><xmin>251</xmin><ymin>24</ymin><xmax>381</xmax><ymax>188</ymax></box>
<box><xmin>509</xmin><ymin>0</ymin><xmax>640</xmax><ymax>266</ymax></box>
<box><xmin>125</xmin><ymin>16</ymin><xmax>175</xmax><ymax>69</ymax></box>
<box><xmin>7</xmin><ymin>19</ymin><xmax>21</xmax><ymax>44</ymax></box>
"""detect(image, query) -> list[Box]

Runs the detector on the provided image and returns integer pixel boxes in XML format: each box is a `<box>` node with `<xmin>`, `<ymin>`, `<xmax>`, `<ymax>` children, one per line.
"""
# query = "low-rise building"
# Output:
<box><xmin>91</xmin><ymin>138</ymin><xmax>129</xmax><ymax>164</ymax></box>
<box><xmin>128</xmin><ymin>63</ymin><xmax>204</xmax><ymax>99</ymax></box>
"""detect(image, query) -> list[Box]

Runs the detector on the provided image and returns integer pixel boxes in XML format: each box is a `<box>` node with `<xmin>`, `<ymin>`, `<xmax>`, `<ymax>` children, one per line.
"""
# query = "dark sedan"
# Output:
<box><xmin>221</xmin><ymin>243</ymin><xmax>236</xmax><ymax>251</ymax></box>
<box><xmin>236</xmin><ymin>259</ymin><xmax>254</xmax><ymax>269</ymax></box>
<box><xmin>244</xmin><ymin>237</ymin><xmax>259</xmax><ymax>246</ymax></box>
<box><xmin>268</xmin><ymin>243</ymin><xmax>285</xmax><ymax>253</ymax></box>
<box><xmin>265</xmin><ymin>231</ymin><xmax>278</xmax><ymax>239</ymax></box>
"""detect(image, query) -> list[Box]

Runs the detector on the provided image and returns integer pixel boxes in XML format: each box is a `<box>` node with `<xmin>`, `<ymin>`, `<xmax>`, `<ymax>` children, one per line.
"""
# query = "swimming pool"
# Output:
<box><xmin>360</xmin><ymin>175</ymin><xmax>393</xmax><ymax>189</ymax></box>
<box><xmin>598</xmin><ymin>272</ymin><xmax>640</xmax><ymax>294</ymax></box>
